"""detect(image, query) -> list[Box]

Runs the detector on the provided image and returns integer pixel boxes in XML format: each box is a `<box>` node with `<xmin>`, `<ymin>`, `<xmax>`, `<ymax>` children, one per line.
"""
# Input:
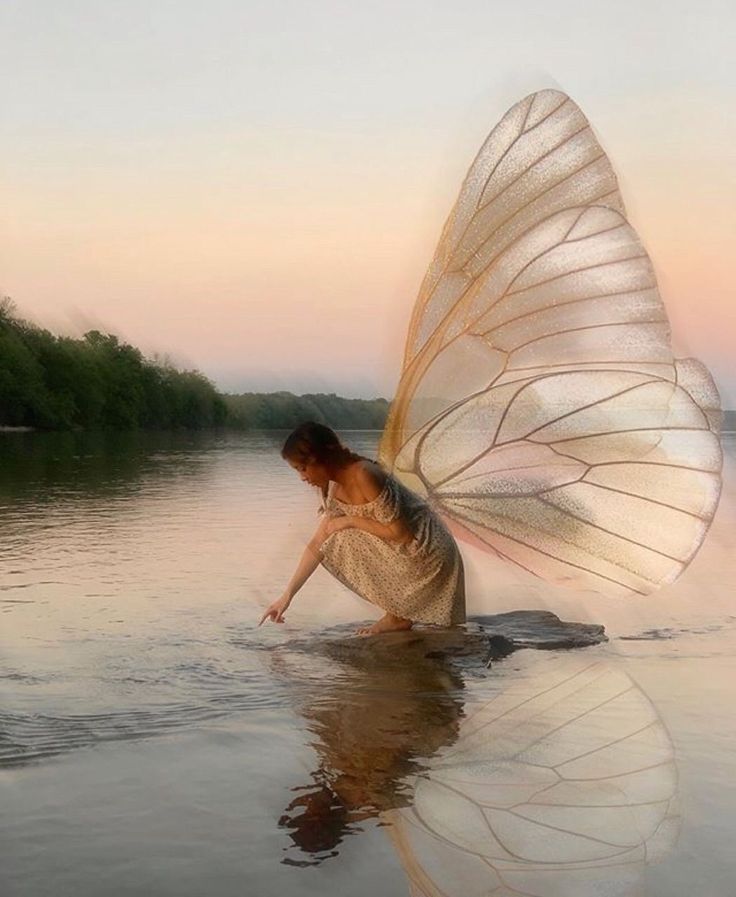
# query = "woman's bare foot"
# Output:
<box><xmin>355</xmin><ymin>613</ymin><xmax>414</xmax><ymax>637</ymax></box>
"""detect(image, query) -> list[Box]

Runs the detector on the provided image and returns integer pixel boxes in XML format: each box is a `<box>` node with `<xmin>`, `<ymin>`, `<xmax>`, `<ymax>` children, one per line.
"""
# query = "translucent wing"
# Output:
<box><xmin>382</xmin><ymin>656</ymin><xmax>680</xmax><ymax>897</ymax></box>
<box><xmin>378</xmin><ymin>89</ymin><xmax>722</xmax><ymax>596</ymax></box>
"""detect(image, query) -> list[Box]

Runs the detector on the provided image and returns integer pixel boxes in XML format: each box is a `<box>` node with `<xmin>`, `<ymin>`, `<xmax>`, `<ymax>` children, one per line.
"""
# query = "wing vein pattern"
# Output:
<box><xmin>379</xmin><ymin>88</ymin><xmax>722</xmax><ymax>596</ymax></box>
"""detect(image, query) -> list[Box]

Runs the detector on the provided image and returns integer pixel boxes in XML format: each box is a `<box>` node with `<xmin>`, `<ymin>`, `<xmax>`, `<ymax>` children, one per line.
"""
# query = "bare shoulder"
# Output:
<box><xmin>354</xmin><ymin>458</ymin><xmax>388</xmax><ymax>501</ymax></box>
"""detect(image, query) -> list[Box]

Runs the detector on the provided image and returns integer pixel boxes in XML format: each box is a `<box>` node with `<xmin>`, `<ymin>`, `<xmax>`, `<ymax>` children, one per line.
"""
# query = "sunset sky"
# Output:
<box><xmin>1</xmin><ymin>0</ymin><xmax>734</xmax><ymax>404</ymax></box>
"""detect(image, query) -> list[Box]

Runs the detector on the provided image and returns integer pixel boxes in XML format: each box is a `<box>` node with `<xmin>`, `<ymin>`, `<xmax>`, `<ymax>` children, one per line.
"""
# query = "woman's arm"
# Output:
<box><xmin>259</xmin><ymin>518</ymin><xmax>332</xmax><ymax>625</ymax></box>
<box><xmin>283</xmin><ymin>517</ymin><xmax>330</xmax><ymax>600</ymax></box>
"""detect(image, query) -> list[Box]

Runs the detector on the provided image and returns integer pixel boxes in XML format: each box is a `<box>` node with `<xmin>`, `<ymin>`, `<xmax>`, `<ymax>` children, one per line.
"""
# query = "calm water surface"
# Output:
<box><xmin>1</xmin><ymin>430</ymin><xmax>735</xmax><ymax>896</ymax></box>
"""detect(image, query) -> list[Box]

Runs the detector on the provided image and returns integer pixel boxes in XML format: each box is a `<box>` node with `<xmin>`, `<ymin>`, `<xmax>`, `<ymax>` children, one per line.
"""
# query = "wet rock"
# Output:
<box><xmin>469</xmin><ymin>610</ymin><xmax>607</xmax><ymax>650</ymax></box>
<box><xmin>287</xmin><ymin>610</ymin><xmax>606</xmax><ymax>673</ymax></box>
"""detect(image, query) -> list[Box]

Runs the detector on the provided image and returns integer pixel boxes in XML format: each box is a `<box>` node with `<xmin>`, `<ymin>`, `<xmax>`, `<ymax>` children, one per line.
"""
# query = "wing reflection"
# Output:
<box><xmin>268</xmin><ymin>632</ymin><xmax>678</xmax><ymax>892</ymax></box>
<box><xmin>383</xmin><ymin>655</ymin><xmax>679</xmax><ymax>896</ymax></box>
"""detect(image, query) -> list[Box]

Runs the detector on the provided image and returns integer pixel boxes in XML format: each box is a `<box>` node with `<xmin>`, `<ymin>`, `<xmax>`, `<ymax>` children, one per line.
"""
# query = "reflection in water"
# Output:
<box><xmin>270</xmin><ymin>635</ymin><xmax>678</xmax><ymax>892</ymax></box>
<box><xmin>268</xmin><ymin>627</ymin><xmax>471</xmax><ymax>865</ymax></box>
<box><xmin>2</xmin><ymin>428</ymin><xmax>705</xmax><ymax>893</ymax></box>
<box><xmin>383</xmin><ymin>655</ymin><xmax>679</xmax><ymax>897</ymax></box>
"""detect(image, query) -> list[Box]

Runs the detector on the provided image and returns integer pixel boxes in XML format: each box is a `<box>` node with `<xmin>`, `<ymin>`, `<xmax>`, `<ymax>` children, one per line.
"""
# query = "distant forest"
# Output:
<box><xmin>0</xmin><ymin>298</ymin><xmax>390</xmax><ymax>431</ymax></box>
<box><xmin>222</xmin><ymin>391</ymin><xmax>389</xmax><ymax>430</ymax></box>
<box><xmin>2</xmin><ymin>297</ymin><xmax>732</xmax><ymax>433</ymax></box>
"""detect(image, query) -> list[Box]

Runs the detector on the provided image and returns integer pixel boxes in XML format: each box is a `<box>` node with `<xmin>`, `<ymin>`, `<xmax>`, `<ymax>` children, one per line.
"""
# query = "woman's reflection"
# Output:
<box><xmin>269</xmin><ymin>627</ymin><xmax>472</xmax><ymax>864</ymax></box>
<box><xmin>266</xmin><ymin>633</ymin><xmax>679</xmax><ymax>894</ymax></box>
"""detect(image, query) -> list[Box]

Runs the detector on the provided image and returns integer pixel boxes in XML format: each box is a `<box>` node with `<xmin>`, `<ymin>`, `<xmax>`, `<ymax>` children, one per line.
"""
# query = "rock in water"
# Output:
<box><xmin>469</xmin><ymin>610</ymin><xmax>607</xmax><ymax>650</ymax></box>
<box><xmin>284</xmin><ymin>611</ymin><xmax>606</xmax><ymax>674</ymax></box>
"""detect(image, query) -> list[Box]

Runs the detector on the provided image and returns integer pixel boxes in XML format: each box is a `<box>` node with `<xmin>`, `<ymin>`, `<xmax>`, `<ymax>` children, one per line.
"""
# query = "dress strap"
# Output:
<box><xmin>322</xmin><ymin>480</ymin><xmax>335</xmax><ymax>511</ymax></box>
<box><xmin>317</xmin><ymin>481</ymin><xmax>330</xmax><ymax>515</ymax></box>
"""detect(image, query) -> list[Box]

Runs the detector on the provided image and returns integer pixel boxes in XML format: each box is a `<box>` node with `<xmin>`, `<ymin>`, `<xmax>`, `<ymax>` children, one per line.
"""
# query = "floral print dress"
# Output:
<box><xmin>317</xmin><ymin>472</ymin><xmax>466</xmax><ymax>626</ymax></box>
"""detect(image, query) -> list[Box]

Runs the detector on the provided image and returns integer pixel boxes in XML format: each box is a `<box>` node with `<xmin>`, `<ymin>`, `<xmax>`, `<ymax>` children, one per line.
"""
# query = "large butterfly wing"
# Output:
<box><xmin>378</xmin><ymin>90</ymin><xmax>722</xmax><ymax>596</ymax></box>
<box><xmin>400</xmin><ymin>89</ymin><xmax>625</xmax><ymax>378</ymax></box>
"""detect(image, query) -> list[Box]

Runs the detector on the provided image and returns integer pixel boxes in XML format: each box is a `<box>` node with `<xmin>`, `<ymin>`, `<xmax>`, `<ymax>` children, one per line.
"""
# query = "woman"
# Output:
<box><xmin>258</xmin><ymin>421</ymin><xmax>466</xmax><ymax>636</ymax></box>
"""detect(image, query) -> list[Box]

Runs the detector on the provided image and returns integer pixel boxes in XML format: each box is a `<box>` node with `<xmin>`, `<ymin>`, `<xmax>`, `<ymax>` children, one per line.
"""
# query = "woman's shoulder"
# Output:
<box><xmin>353</xmin><ymin>458</ymin><xmax>390</xmax><ymax>499</ymax></box>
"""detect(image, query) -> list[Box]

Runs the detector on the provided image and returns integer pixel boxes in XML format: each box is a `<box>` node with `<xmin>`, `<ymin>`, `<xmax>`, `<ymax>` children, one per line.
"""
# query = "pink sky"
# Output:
<box><xmin>1</xmin><ymin>2</ymin><xmax>734</xmax><ymax>404</ymax></box>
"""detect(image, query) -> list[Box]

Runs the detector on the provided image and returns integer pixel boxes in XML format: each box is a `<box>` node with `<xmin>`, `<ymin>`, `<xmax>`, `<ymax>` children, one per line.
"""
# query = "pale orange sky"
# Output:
<box><xmin>1</xmin><ymin>1</ymin><xmax>734</xmax><ymax>404</ymax></box>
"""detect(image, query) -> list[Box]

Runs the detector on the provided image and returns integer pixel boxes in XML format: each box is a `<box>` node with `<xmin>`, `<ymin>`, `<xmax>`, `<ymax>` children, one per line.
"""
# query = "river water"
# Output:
<box><xmin>1</xmin><ymin>429</ymin><xmax>734</xmax><ymax>896</ymax></box>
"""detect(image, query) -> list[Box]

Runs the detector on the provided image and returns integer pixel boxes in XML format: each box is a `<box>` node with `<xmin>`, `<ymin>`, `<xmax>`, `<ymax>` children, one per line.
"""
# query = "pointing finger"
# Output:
<box><xmin>259</xmin><ymin>610</ymin><xmax>271</xmax><ymax>626</ymax></box>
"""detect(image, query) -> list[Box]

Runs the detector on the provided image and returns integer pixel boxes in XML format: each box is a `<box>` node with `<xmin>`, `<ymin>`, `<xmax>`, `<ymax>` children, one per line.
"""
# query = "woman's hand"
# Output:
<box><xmin>258</xmin><ymin>591</ymin><xmax>292</xmax><ymax>626</ymax></box>
<box><xmin>324</xmin><ymin>515</ymin><xmax>353</xmax><ymax>537</ymax></box>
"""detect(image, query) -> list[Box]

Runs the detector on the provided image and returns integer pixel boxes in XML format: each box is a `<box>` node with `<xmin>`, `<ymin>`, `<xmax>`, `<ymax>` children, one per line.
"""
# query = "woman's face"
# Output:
<box><xmin>288</xmin><ymin>456</ymin><xmax>330</xmax><ymax>488</ymax></box>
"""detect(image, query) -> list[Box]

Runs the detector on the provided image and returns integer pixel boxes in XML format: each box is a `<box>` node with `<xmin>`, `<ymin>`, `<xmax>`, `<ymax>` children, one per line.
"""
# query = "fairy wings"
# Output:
<box><xmin>378</xmin><ymin>89</ymin><xmax>722</xmax><ymax>597</ymax></box>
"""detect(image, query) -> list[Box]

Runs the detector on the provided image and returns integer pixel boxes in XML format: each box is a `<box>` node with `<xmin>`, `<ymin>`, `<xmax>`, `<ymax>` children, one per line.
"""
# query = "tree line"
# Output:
<box><xmin>0</xmin><ymin>298</ymin><xmax>390</xmax><ymax>431</ymax></box>
<box><xmin>222</xmin><ymin>391</ymin><xmax>389</xmax><ymax>430</ymax></box>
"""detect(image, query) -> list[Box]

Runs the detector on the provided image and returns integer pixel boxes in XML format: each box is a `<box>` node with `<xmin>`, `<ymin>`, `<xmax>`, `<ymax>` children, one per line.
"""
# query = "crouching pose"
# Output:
<box><xmin>258</xmin><ymin>421</ymin><xmax>466</xmax><ymax>637</ymax></box>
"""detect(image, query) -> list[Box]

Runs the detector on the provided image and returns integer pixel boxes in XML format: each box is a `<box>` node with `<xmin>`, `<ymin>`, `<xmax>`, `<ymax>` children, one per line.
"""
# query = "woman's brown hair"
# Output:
<box><xmin>280</xmin><ymin>421</ymin><xmax>383</xmax><ymax>507</ymax></box>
